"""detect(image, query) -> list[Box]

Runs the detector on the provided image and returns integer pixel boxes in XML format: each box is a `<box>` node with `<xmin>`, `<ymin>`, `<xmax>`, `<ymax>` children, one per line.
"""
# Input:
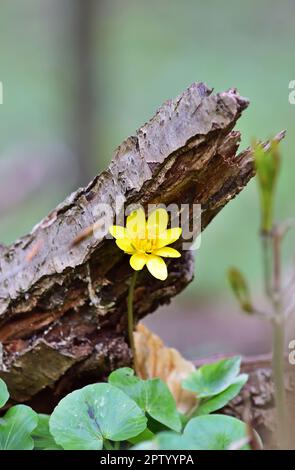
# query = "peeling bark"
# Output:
<box><xmin>0</xmin><ymin>82</ymin><xmax>283</xmax><ymax>405</ymax></box>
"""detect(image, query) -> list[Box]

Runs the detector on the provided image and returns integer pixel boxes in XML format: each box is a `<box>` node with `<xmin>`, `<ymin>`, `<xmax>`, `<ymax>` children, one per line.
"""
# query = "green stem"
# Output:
<box><xmin>271</xmin><ymin>228</ymin><xmax>288</xmax><ymax>448</ymax></box>
<box><xmin>261</xmin><ymin>231</ymin><xmax>272</xmax><ymax>298</ymax></box>
<box><xmin>272</xmin><ymin>315</ymin><xmax>287</xmax><ymax>448</ymax></box>
<box><xmin>127</xmin><ymin>271</ymin><xmax>138</xmax><ymax>374</ymax></box>
<box><xmin>261</xmin><ymin>227</ymin><xmax>288</xmax><ymax>448</ymax></box>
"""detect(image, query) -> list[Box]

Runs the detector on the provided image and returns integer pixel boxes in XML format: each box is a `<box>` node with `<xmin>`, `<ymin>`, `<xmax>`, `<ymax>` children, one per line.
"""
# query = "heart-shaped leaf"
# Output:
<box><xmin>195</xmin><ymin>374</ymin><xmax>248</xmax><ymax>416</ymax></box>
<box><xmin>0</xmin><ymin>378</ymin><xmax>9</xmax><ymax>408</ymax></box>
<box><xmin>128</xmin><ymin>428</ymin><xmax>154</xmax><ymax>445</ymax></box>
<box><xmin>109</xmin><ymin>368</ymin><xmax>144</xmax><ymax>406</ymax></box>
<box><xmin>132</xmin><ymin>431</ymin><xmax>192</xmax><ymax>450</ymax></box>
<box><xmin>32</xmin><ymin>414</ymin><xmax>62</xmax><ymax>450</ymax></box>
<box><xmin>183</xmin><ymin>356</ymin><xmax>241</xmax><ymax>398</ymax></box>
<box><xmin>0</xmin><ymin>405</ymin><xmax>38</xmax><ymax>450</ymax></box>
<box><xmin>183</xmin><ymin>414</ymin><xmax>249</xmax><ymax>450</ymax></box>
<box><xmin>144</xmin><ymin>379</ymin><xmax>182</xmax><ymax>432</ymax></box>
<box><xmin>109</xmin><ymin>368</ymin><xmax>181</xmax><ymax>432</ymax></box>
<box><xmin>49</xmin><ymin>383</ymin><xmax>147</xmax><ymax>450</ymax></box>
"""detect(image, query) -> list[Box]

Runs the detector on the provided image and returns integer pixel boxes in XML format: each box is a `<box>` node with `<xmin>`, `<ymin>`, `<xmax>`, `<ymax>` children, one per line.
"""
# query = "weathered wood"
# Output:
<box><xmin>0</xmin><ymin>82</ymin><xmax>277</xmax><ymax>404</ymax></box>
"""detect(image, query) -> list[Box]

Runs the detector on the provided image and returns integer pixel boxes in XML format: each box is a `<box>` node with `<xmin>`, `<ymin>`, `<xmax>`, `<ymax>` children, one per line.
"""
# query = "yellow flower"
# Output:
<box><xmin>109</xmin><ymin>208</ymin><xmax>182</xmax><ymax>280</ymax></box>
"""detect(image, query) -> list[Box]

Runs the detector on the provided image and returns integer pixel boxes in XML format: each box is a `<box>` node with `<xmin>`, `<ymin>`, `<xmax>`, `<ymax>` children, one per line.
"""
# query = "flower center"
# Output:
<box><xmin>135</xmin><ymin>237</ymin><xmax>157</xmax><ymax>254</ymax></box>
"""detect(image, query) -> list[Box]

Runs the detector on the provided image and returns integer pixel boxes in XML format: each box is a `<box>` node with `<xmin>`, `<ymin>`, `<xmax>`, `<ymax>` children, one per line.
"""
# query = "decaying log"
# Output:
<box><xmin>0</xmin><ymin>82</ymin><xmax>281</xmax><ymax>406</ymax></box>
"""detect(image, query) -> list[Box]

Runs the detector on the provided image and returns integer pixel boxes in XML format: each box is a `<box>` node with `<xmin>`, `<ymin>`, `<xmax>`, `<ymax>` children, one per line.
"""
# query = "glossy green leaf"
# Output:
<box><xmin>144</xmin><ymin>379</ymin><xmax>181</xmax><ymax>432</ymax></box>
<box><xmin>109</xmin><ymin>368</ymin><xmax>145</xmax><ymax>406</ymax></box>
<box><xmin>0</xmin><ymin>405</ymin><xmax>38</xmax><ymax>450</ymax></box>
<box><xmin>49</xmin><ymin>383</ymin><xmax>147</xmax><ymax>450</ymax></box>
<box><xmin>32</xmin><ymin>414</ymin><xmax>62</xmax><ymax>450</ymax></box>
<box><xmin>132</xmin><ymin>431</ymin><xmax>192</xmax><ymax>450</ymax></box>
<box><xmin>183</xmin><ymin>356</ymin><xmax>241</xmax><ymax>398</ymax></box>
<box><xmin>128</xmin><ymin>428</ymin><xmax>154</xmax><ymax>445</ymax></box>
<box><xmin>195</xmin><ymin>374</ymin><xmax>248</xmax><ymax>415</ymax></box>
<box><xmin>109</xmin><ymin>368</ymin><xmax>181</xmax><ymax>432</ymax></box>
<box><xmin>183</xmin><ymin>414</ymin><xmax>249</xmax><ymax>450</ymax></box>
<box><xmin>0</xmin><ymin>378</ymin><xmax>9</xmax><ymax>408</ymax></box>
<box><xmin>134</xmin><ymin>414</ymin><xmax>251</xmax><ymax>451</ymax></box>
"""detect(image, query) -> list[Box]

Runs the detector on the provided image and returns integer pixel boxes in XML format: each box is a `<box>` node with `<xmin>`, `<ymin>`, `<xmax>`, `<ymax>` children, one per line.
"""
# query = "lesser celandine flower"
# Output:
<box><xmin>109</xmin><ymin>208</ymin><xmax>182</xmax><ymax>280</ymax></box>
<box><xmin>109</xmin><ymin>207</ymin><xmax>182</xmax><ymax>374</ymax></box>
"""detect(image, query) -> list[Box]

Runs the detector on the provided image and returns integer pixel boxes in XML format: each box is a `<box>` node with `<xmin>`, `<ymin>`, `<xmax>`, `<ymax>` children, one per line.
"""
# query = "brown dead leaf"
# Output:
<box><xmin>134</xmin><ymin>323</ymin><xmax>197</xmax><ymax>414</ymax></box>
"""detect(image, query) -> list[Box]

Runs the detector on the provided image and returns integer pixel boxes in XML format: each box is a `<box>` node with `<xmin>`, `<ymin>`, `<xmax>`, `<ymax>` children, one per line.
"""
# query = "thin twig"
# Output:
<box><xmin>270</xmin><ymin>226</ymin><xmax>288</xmax><ymax>448</ymax></box>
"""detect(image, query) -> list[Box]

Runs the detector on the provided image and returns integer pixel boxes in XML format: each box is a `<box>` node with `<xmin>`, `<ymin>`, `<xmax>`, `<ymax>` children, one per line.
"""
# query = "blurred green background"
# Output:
<box><xmin>0</xmin><ymin>0</ymin><xmax>294</xmax><ymax>357</ymax></box>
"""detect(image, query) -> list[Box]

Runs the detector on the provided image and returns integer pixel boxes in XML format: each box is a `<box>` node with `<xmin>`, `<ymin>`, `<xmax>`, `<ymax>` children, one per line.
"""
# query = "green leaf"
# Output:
<box><xmin>109</xmin><ymin>368</ymin><xmax>181</xmax><ymax>432</ymax></box>
<box><xmin>146</xmin><ymin>415</ymin><xmax>168</xmax><ymax>434</ymax></box>
<box><xmin>134</xmin><ymin>415</ymin><xmax>251</xmax><ymax>451</ymax></box>
<box><xmin>132</xmin><ymin>440</ymin><xmax>158</xmax><ymax>450</ymax></box>
<box><xmin>128</xmin><ymin>428</ymin><xmax>154</xmax><ymax>445</ymax></box>
<box><xmin>144</xmin><ymin>379</ymin><xmax>181</xmax><ymax>432</ymax></box>
<box><xmin>49</xmin><ymin>383</ymin><xmax>147</xmax><ymax>450</ymax></box>
<box><xmin>0</xmin><ymin>405</ymin><xmax>38</xmax><ymax>450</ymax></box>
<box><xmin>228</xmin><ymin>268</ymin><xmax>253</xmax><ymax>313</ymax></box>
<box><xmin>183</xmin><ymin>414</ymin><xmax>250</xmax><ymax>450</ymax></box>
<box><xmin>32</xmin><ymin>414</ymin><xmax>62</xmax><ymax>450</ymax></box>
<box><xmin>134</xmin><ymin>414</ymin><xmax>251</xmax><ymax>451</ymax></box>
<box><xmin>132</xmin><ymin>431</ymin><xmax>192</xmax><ymax>450</ymax></box>
<box><xmin>0</xmin><ymin>378</ymin><xmax>9</xmax><ymax>408</ymax></box>
<box><xmin>183</xmin><ymin>356</ymin><xmax>241</xmax><ymax>398</ymax></box>
<box><xmin>109</xmin><ymin>368</ymin><xmax>145</xmax><ymax>406</ymax></box>
<box><xmin>253</xmin><ymin>139</ymin><xmax>281</xmax><ymax>232</ymax></box>
<box><xmin>195</xmin><ymin>374</ymin><xmax>248</xmax><ymax>415</ymax></box>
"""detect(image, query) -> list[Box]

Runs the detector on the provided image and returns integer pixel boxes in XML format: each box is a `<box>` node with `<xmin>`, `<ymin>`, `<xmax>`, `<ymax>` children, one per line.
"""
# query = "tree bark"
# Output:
<box><xmin>0</xmin><ymin>82</ymin><xmax>283</xmax><ymax>406</ymax></box>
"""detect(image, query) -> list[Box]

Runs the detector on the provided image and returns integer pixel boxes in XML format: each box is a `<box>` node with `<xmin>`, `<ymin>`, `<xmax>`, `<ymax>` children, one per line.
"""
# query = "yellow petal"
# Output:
<box><xmin>126</xmin><ymin>208</ymin><xmax>146</xmax><ymax>239</ymax></box>
<box><xmin>157</xmin><ymin>227</ymin><xmax>182</xmax><ymax>248</ymax></box>
<box><xmin>130</xmin><ymin>253</ymin><xmax>147</xmax><ymax>271</ymax></box>
<box><xmin>116</xmin><ymin>238</ymin><xmax>134</xmax><ymax>254</ymax></box>
<box><xmin>146</xmin><ymin>255</ymin><xmax>168</xmax><ymax>280</ymax></box>
<box><xmin>147</xmin><ymin>208</ymin><xmax>168</xmax><ymax>238</ymax></box>
<box><xmin>109</xmin><ymin>225</ymin><xmax>128</xmax><ymax>239</ymax></box>
<box><xmin>153</xmin><ymin>247</ymin><xmax>181</xmax><ymax>258</ymax></box>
